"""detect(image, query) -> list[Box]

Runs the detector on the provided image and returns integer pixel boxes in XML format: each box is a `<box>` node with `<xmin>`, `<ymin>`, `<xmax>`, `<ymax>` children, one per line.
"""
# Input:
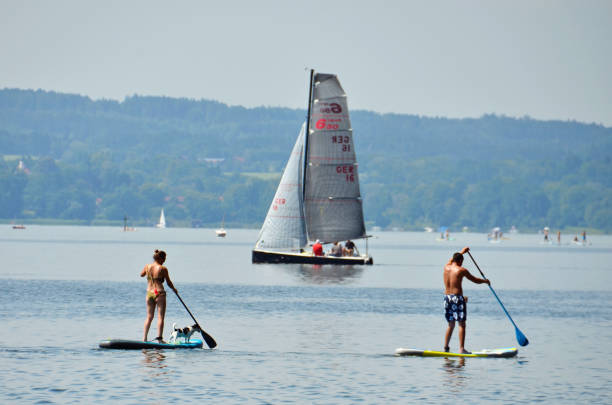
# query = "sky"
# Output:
<box><xmin>1</xmin><ymin>0</ymin><xmax>611</xmax><ymax>126</ymax></box>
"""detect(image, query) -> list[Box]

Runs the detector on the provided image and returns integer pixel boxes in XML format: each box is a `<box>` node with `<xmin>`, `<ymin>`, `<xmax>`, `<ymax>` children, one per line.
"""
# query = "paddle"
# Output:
<box><xmin>173</xmin><ymin>289</ymin><xmax>217</xmax><ymax>349</ymax></box>
<box><xmin>466</xmin><ymin>251</ymin><xmax>529</xmax><ymax>347</ymax></box>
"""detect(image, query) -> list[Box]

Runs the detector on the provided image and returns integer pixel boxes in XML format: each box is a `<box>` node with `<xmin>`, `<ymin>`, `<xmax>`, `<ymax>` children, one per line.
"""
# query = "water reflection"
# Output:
<box><xmin>289</xmin><ymin>264</ymin><xmax>364</xmax><ymax>284</ymax></box>
<box><xmin>141</xmin><ymin>349</ymin><xmax>168</xmax><ymax>377</ymax></box>
<box><xmin>442</xmin><ymin>357</ymin><xmax>466</xmax><ymax>390</ymax></box>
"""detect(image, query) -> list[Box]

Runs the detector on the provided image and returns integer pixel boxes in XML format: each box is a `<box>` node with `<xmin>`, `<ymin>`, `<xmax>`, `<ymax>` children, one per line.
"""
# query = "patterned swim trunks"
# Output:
<box><xmin>444</xmin><ymin>294</ymin><xmax>467</xmax><ymax>322</ymax></box>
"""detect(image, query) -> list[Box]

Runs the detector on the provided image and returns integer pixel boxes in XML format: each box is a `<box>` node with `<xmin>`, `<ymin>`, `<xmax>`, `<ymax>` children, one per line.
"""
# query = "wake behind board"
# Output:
<box><xmin>395</xmin><ymin>347</ymin><xmax>517</xmax><ymax>358</ymax></box>
<box><xmin>99</xmin><ymin>338</ymin><xmax>203</xmax><ymax>350</ymax></box>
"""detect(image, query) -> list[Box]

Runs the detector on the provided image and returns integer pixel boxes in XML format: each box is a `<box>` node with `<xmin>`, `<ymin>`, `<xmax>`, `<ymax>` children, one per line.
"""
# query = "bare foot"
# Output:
<box><xmin>444</xmin><ymin>346</ymin><xmax>450</xmax><ymax>352</ymax></box>
<box><xmin>459</xmin><ymin>349</ymin><xmax>471</xmax><ymax>354</ymax></box>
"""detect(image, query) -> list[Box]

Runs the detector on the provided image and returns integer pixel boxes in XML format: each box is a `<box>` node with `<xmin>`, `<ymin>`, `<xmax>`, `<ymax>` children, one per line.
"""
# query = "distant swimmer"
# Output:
<box><xmin>443</xmin><ymin>247</ymin><xmax>490</xmax><ymax>354</ymax></box>
<box><xmin>582</xmin><ymin>230</ymin><xmax>587</xmax><ymax>243</ymax></box>
<box><xmin>557</xmin><ymin>231</ymin><xmax>561</xmax><ymax>245</ymax></box>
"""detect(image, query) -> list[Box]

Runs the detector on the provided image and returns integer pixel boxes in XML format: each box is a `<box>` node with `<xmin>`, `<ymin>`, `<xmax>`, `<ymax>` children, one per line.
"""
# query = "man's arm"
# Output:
<box><xmin>463</xmin><ymin>268</ymin><xmax>490</xmax><ymax>285</ymax></box>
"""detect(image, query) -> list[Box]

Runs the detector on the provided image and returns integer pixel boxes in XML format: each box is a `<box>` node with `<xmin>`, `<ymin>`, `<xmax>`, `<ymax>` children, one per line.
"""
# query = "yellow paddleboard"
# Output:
<box><xmin>395</xmin><ymin>347</ymin><xmax>518</xmax><ymax>358</ymax></box>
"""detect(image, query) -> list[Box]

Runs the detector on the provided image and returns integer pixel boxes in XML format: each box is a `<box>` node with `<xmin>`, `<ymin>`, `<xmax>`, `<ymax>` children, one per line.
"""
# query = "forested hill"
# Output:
<box><xmin>1</xmin><ymin>88</ymin><xmax>611</xmax><ymax>232</ymax></box>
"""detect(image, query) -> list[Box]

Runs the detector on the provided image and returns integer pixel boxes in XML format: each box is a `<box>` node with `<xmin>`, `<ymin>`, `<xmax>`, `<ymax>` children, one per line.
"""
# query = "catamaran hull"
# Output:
<box><xmin>252</xmin><ymin>249</ymin><xmax>373</xmax><ymax>265</ymax></box>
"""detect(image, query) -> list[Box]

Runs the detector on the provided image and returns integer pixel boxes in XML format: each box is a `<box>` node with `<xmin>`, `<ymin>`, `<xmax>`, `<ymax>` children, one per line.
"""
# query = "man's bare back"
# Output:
<box><xmin>443</xmin><ymin>247</ymin><xmax>489</xmax><ymax>295</ymax></box>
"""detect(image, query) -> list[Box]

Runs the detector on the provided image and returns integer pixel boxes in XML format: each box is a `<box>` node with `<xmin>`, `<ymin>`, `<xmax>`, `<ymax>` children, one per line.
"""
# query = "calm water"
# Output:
<box><xmin>1</xmin><ymin>226</ymin><xmax>611</xmax><ymax>403</ymax></box>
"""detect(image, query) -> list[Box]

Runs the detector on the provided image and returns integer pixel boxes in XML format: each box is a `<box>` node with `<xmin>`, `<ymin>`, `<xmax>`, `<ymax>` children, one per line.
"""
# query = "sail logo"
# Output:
<box><xmin>315</xmin><ymin>118</ymin><xmax>341</xmax><ymax>130</ymax></box>
<box><xmin>272</xmin><ymin>198</ymin><xmax>286</xmax><ymax>210</ymax></box>
<box><xmin>318</xmin><ymin>102</ymin><xmax>342</xmax><ymax>114</ymax></box>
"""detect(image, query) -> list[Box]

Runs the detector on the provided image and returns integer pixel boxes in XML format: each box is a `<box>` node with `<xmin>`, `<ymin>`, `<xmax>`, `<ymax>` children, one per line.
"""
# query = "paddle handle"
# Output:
<box><xmin>466</xmin><ymin>250</ymin><xmax>487</xmax><ymax>280</ymax></box>
<box><xmin>174</xmin><ymin>291</ymin><xmax>196</xmax><ymax>322</ymax></box>
<box><xmin>466</xmin><ymin>251</ymin><xmax>515</xmax><ymax>325</ymax></box>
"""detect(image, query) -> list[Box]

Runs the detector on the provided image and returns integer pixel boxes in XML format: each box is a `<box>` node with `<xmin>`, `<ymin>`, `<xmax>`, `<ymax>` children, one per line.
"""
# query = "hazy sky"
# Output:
<box><xmin>1</xmin><ymin>0</ymin><xmax>611</xmax><ymax>125</ymax></box>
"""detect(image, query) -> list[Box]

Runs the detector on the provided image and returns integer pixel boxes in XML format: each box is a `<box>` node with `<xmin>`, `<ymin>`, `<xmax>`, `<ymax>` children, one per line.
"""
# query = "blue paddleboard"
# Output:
<box><xmin>99</xmin><ymin>338</ymin><xmax>203</xmax><ymax>350</ymax></box>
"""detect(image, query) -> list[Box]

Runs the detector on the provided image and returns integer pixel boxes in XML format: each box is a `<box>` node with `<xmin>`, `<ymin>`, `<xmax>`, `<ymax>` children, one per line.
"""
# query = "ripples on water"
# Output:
<box><xmin>1</xmin><ymin>227</ymin><xmax>612</xmax><ymax>403</ymax></box>
<box><xmin>1</xmin><ymin>279</ymin><xmax>611</xmax><ymax>403</ymax></box>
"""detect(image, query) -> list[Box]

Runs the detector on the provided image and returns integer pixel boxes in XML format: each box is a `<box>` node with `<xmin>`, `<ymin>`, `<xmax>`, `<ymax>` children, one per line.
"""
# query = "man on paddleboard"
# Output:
<box><xmin>443</xmin><ymin>246</ymin><xmax>490</xmax><ymax>354</ymax></box>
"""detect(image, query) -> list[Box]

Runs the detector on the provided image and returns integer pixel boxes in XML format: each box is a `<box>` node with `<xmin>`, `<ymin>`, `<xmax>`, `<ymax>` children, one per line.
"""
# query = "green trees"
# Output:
<box><xmin>1</xmin><ymin>88</ymin><xmax>611</xmax><ymax>232</ymax></box>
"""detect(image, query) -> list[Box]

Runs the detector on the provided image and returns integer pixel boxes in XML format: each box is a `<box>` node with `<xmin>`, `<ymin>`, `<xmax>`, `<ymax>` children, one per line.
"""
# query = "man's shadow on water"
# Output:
<box><xmin>442</xmin><ymin>357</ymin><xmax>467</xmax><ymax>389</ymax></box>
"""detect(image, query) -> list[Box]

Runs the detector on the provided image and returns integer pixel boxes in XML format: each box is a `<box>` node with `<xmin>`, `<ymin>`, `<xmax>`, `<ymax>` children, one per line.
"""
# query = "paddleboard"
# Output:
<box><xmin>395</xmin><ymin>347</ymin><xmax>517</xmax><ymax>358</ymax></box>
<box><xmin>99</xmin><ymin>338</ymin><xmax>204</xmax><ymax>350</ymax></box>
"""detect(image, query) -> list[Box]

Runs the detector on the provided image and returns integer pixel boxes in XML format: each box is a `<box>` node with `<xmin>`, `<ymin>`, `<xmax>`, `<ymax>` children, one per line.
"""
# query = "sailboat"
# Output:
<box><xmin>215</xmin><ymin>214</ymin><xmax>227</xmax><ymax>237</ymax></box>
<box><xmin>252</xmin><ymin>70</ymin><xmax>373</xmax><ymax>265</ymax></box>
<box><xmin>156</xmin><ymin>209</ymin><xmax>166</xmax><ymax>228</ymax></box>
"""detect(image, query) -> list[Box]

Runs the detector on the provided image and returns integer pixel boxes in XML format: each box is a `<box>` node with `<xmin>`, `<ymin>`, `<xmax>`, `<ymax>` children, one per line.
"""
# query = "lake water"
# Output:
<box><xmin>1</xmin><ymin>226</ymin><xmax>611</xmax><ymax>403</ymax></box>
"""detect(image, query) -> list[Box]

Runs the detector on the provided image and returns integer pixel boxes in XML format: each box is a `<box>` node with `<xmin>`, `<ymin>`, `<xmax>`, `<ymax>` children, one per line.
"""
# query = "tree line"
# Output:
<box><xmin>1</xmin><ymin>88</ymin><xmax>611</xmax><ymax>232</ymax></box>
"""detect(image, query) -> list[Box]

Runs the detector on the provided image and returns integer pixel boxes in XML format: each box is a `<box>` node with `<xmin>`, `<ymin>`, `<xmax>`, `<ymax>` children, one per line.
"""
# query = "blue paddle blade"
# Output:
<box><xmin>515</xmin><ymin>328</ymin><xmax>529</xmax><ymax>347</ymax></box>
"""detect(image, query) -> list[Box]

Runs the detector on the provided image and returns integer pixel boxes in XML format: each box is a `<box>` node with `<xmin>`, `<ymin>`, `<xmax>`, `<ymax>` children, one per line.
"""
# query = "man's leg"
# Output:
<box><xmin>458</xmin><ymin>321</ymin><xmax>470</xmax><ymax>354</ymax></box>
<box><xmin>444</xmin><ymin>321</ymin><xmax>455</xmax><ymax>351</ymax></box>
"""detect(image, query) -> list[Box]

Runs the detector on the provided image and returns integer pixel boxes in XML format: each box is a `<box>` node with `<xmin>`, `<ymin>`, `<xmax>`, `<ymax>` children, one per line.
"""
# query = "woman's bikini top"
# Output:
<box><xmin>146</xmin><ymin>265</ymin><xmax>164</xmax><ymax>283</ymax></box>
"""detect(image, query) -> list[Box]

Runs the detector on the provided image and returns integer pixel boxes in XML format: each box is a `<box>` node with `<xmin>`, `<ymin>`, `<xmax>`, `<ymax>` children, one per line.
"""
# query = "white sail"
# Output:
<box><xmin>216</xmin><ymin>213</ymin><xmax>226</xmax><ymax>237</ymax></box>
<box><xmin>252</xmin><ymin>71</ymin><xmax>372</xmax><ymax>264</ymax></box>
<box><xmin>156</xmin><ymin>209</ymin><xmax>166</xmax><ymax>228</ymax></box>
<box><xmin>303</xmin><ymin>73</ymin><xmax>366</xmax><ymax>243</ymax></box>
<box><xmin>255</xmin><ymin>123</ymin><xmax>307</xmax><ymax>251</ymax></box>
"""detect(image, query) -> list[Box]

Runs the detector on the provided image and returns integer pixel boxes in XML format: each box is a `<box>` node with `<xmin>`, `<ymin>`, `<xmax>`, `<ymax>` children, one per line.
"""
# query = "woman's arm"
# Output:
<box><xmin>164</xmin><ymin>267</ymin><xmax>177</xmax><ymax>292</ymax></box>
<box><xmin>140</xmin><ymin>264</ymin><xmax>148</xmax><ymax>277</ymax></box>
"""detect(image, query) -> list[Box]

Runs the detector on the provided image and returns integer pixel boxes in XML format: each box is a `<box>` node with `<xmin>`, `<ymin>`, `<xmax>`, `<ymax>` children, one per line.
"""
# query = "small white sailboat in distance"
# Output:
<box><xmin>215</xmin><ymin>214</ymin><xmax>227</xmax><ymax>237</ymax></box>
<box><xmin>156</xmin><ymin>209</ymin><xmax>166</xmax><ymax>228</ymax></box>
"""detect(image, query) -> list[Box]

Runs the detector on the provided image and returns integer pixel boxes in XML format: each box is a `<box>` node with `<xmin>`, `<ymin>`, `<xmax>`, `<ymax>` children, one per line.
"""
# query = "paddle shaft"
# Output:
<box><xmin>173</xmin><ymin>289</ymin><xmax>217</xmax><ymax>348</ymax></box>
<box><xmin>466</xmin><ymin>251</ymin><xmax>520</xmax><ymax>330</ymax></box>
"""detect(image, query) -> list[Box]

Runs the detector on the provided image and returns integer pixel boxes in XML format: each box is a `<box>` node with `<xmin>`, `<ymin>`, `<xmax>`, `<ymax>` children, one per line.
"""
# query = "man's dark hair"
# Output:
<box><xmin>452</xmin><ymin>252</ymin><xmax>464</xmax><ymax>265</ymax></box>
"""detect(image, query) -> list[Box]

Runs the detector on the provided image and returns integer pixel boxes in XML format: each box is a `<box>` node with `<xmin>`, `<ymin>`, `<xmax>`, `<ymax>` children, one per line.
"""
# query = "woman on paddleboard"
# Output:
<box><xmin>140</xmin><ymin>249</ymin><xmax>177</xmax><ymax>342</ymax></box>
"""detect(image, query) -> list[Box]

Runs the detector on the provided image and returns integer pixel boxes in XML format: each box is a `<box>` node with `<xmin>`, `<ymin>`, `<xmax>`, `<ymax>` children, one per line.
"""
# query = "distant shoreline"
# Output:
<box><xmin>0</xmin><ymin>220</ymin><xmax>605</xmax><ymax>235</ymax></box>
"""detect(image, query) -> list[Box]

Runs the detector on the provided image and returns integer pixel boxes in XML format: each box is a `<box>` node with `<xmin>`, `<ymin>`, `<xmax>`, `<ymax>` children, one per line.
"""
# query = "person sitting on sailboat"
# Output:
<box><xmin>330</xmin><ymin>241</ymin><xmax>343</xmax><ymax>257</ymax></box>
<box><xmin>343</xmin><ymin>240</ymin><xmax>355</xmax><ymax>256</ymax></box>
<box><xmin>313</xmin><ymin>240</ymin><xmax>324</xmax><ymax>256</ymax></box>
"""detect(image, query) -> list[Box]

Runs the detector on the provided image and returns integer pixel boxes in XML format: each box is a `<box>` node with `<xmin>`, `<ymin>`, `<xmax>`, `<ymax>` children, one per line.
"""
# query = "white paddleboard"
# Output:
<box><xmin>395</xmin><ymin>347</ymin><xmax>517</xmax><ymax>358</ymax></box>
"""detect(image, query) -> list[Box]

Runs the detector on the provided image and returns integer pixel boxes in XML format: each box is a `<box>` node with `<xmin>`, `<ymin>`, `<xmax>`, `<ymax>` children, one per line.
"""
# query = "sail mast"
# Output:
<box><xmin>302</xmin><ymin>69</ymin><xmax>315</xmax><ymax>202</ymax></box>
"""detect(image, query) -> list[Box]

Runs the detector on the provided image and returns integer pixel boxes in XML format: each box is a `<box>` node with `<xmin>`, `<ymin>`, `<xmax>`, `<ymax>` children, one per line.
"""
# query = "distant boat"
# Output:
<box><xmin>252</xmin><ymin>70</ymin><xmax>373</xmax><ymax>265</ymax></box>
<box><xmin>215</xmin><ymin>214</ymin><xmax>227</xmax><ymax>237</ymax></box>
<box><xmin>156</xmin><ymin>209</ymin><xmax>166</xmax><ymax>228</ymax></box>
<box><xmin>488</xmin><ymin>226</ymin><xmax>502</xmax><ymax>242</ymax></box>
<box><xmin>12</xmin><ymin>224</ymin><xmax>26</xmax><ymax>230</ymax></box>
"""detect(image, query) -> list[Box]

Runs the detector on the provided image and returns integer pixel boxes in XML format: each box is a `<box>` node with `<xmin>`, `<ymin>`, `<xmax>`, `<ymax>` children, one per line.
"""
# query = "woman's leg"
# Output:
<box><xmin>143</xmin><ymin>297</ymin><xmax>156</xmax><ymax>341</ymax></box>
<box><xmin>156</xmin><ymin>294</ymin><xmax>167</xmax><ymax>340</ymax></box>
